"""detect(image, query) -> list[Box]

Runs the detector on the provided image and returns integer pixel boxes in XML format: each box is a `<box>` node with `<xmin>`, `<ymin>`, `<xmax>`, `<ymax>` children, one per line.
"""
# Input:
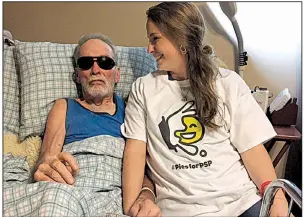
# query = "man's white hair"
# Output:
<box><xmin>73</xmin><ymin>33</ymin><xmax>117</xmax><ymax>65</ymax></box>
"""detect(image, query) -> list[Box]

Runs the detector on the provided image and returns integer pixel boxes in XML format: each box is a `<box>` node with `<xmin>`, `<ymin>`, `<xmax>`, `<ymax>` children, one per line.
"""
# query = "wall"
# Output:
<box><xmin>204</xmin><ymin>2</ymin><xmax>301</xmax><ymax>100</ymax></box>
<box><xmin>3</xmin><ymin>2</ymin><xmax>157</xmax><ymax>46</ymax></box>
<box><xmin>204</xmin><ymin>2</ymin><xmax>301</xmax><ymax>178</ymax></box>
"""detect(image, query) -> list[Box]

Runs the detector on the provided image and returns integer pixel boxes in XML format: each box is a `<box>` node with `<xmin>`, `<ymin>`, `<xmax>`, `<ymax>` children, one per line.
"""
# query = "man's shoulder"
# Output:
<box><xmin>53</xmin><ymin>98</ymin><xmax>68</xmax><ymax>108</ymax></box>
<box><xmin>46</xmin><ymin>98</ymin><xmax>68</xmax><ymax>120</ymax></box>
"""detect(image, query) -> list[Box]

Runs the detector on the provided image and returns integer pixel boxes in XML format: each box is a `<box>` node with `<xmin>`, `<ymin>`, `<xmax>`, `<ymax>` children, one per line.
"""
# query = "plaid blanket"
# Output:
<box><xmin>4</xmin><ymin>135</ymin><xmax>128</xmax><ymax>217</ymax></box>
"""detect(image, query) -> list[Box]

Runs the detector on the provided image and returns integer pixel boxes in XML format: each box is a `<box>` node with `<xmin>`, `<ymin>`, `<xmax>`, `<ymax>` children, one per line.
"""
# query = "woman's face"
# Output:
<box><xmin>146</xmin><ymin>19</ymin><xmax>187</xmax><ymax>80</ymax></box>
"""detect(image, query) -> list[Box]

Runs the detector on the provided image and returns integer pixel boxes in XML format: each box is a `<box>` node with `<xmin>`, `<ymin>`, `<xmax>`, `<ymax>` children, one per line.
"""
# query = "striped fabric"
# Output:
<box><xmin>4</xmin><ymin>135</ymin><xmax>128</xmax><ymax>217</ymax></box>
<box><xmin>15</xmin><ymin>41</ymin><xmax>78</xmax><ymax>141</ymax></box>
<box><xmin>14</xmin><ymin>41</ymin><xmax>157</xmax><ymax>141</ymax></box>
<box><xmin>3</xmin><ymin>44</ymin><xmax>20</xmax><ymax>135</ymax></box>
<box><xmin>115</xmin><ymin>46</ymin><xmax>157</xmax><ymax>99</ymax></box>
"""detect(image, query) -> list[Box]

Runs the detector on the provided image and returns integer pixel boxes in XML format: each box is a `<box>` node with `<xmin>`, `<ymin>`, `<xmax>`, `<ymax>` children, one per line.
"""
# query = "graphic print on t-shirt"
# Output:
<box><xmin>158</xmin><ymin>101</ymin><xmax>207</xmax><ymax>157</ymax></box>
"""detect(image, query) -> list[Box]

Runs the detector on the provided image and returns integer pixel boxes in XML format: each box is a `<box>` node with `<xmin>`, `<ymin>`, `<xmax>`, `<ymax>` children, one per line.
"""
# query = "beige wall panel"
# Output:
<box><xmin>4</xmin><ymin>2</ymin><xmax>158</xmax><ymax>46</ymax></box>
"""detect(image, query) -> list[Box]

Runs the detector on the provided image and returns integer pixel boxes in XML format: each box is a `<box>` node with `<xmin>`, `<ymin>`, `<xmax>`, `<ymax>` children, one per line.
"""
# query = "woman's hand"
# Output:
<box><xmin>128</xmin><ymin>190</ymin><xmax>162</xmax><ymax>217</ymax></box>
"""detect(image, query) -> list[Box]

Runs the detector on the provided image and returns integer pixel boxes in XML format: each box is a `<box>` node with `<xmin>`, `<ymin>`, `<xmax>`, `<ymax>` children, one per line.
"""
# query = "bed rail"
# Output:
<box><xmin>259</xmin><ymin>179</ymin><xmax>302</xmax><ymax>217</ymax></box>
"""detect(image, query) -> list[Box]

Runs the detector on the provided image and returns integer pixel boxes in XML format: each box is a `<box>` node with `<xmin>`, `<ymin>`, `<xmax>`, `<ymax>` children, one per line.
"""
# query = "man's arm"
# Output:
<box><xmin>33</xmin><ymin>99</ymin><xmax>78</xmax><ymax>185</ymax></box>
<box><xmin>122</xmin><ymin>138</ymin><xmax>147</xmax><ymax>214</ymax></box>
<box><xmin>241</xmin><ymin>144</ymin><xmax>288</xmax><ymax>216</ymax></box>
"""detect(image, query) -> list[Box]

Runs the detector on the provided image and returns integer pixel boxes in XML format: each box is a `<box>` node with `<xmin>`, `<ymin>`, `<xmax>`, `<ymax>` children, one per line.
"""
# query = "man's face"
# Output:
<box><xmin>76</xmin><ymin>39</ymin><xmax>120</xmax><ymax>99</ymax></box>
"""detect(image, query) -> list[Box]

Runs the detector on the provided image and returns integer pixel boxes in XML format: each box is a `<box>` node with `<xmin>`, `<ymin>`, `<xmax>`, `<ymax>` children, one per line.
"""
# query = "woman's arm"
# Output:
<box><xmin>240</xmin><ymin>144</ymin><xmax>277</xmax><ymax>187</ymax></box>
<box><xmin>122</xmin><ymin>138</ymin><xmax>147</xmax><ymax>214</ymax></box>
<box><xmin>241</xmin><ymin>144</ymin><xmax>288</xmax><ymax>216</ymax></box>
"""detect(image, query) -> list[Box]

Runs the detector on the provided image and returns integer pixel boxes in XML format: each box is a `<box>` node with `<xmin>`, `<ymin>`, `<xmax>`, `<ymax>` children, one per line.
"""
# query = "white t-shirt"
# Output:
<box><xmin>122</xmin><ymin>68</ymin><xmax>276</xmax><ymax>217</ymax></box>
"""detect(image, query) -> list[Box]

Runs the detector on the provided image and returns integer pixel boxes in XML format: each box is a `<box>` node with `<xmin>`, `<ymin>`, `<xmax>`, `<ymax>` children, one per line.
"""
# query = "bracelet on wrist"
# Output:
<box><xmin>140</xmin><ymin>187</ymin><xmax>156</xmax><ymax>201</ymax></box>
<box><xmin>260</xmin><ymin>180</ymin><xmax>272</xmax><ymax>196</ymax></box>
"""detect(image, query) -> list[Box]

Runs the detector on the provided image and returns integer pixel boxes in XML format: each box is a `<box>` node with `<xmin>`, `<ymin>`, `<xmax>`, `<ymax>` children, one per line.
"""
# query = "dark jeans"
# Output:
<box><xmin>239</xmin><ymin>200</ymin><xmax>261</xmax><ymax>217</ymax></box>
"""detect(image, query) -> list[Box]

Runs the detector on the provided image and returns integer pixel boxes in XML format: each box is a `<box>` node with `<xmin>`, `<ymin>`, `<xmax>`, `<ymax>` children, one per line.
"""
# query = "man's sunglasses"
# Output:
<box><xmin>77</xmin><ymin>56</ymin><xmax>116</xmax><ymax>70</ymax></box>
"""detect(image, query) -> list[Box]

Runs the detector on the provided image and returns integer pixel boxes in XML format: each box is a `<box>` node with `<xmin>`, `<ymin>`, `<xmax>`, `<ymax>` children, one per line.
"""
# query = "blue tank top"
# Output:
<box><xmin>64</xmin><ymin>94</ymin><xmax>125</xmax><ymax>145</ymax></box>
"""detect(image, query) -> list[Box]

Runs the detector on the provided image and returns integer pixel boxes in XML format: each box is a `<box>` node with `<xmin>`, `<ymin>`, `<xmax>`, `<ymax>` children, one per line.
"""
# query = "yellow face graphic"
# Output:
<box><xmin>174</xmin><ymin>116</ymin><xmax>203</xmax><ymax>145</ymax></box>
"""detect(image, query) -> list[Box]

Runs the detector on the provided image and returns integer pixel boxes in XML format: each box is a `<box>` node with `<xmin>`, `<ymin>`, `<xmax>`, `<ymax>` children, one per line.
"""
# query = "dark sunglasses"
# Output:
<box><xmin>77</xmin><ymin>56</ymin><xmax>116</xmax><ymax>70</ymax></box>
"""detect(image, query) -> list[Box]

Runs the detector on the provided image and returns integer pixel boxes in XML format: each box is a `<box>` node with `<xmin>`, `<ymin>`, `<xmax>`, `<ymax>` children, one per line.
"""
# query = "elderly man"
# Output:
<box><xmin>26</xmin><ymin>33</ymin><xmax>158</xmax><ymax>216</ymax></box>
<box><xmin>33</xmin><ymin>34</ymin><xmax>123</xmax><ymax>184</ymax></box>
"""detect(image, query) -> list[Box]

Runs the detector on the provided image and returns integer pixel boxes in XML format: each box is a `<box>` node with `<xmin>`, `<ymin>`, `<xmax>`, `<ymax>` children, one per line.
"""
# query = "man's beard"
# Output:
<box><xmin>80</xmin><ymin>77</ymin><xmax>115</xmax><ymax>99</ymax></box>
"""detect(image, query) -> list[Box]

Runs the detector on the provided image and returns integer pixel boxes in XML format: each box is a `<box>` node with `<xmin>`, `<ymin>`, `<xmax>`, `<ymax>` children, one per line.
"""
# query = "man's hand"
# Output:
<box><xmin>33</xmin><ymin>152</ymin><xmax>79</xmax><ymax>185</ymax></box>
<box><xmin>128</xmin><ymin>190</ymin><xmax>161</xmax><ymax>217</ymax></box>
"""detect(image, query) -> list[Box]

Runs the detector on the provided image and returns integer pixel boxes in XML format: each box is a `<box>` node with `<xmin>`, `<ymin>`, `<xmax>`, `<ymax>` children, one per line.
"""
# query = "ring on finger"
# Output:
<box><xmin>51</xmin><ymin>170</ymin><xmax>58</xmax><ymax>180</ymax></box>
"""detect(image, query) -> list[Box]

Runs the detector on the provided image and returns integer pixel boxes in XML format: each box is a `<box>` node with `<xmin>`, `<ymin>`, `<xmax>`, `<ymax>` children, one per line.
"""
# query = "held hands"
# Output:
<box><xmin>269</xmin><ymin>190</ymin><xmax>290</xmax><ymax>217</ymax></box>
<box><xmin>128</xmin><ymin>189</ymin><xmax>162</xmax><ymax>217</ymax></box>
<box><xmin>33</xmin><ymin>152</ymin><xmax>79</xmax><ymax>185</ymax></box>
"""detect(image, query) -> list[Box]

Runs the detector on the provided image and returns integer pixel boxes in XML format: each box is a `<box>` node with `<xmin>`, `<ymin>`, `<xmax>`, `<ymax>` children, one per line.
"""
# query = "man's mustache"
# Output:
<box><xmin>88</xmin><ymin>76</ymin><xmax>107</xmax><ymax>84</ymax></box>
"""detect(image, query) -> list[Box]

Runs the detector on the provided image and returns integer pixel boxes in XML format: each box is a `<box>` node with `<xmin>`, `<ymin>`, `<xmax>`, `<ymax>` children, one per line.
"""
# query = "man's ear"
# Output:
<box><xmin>115</xmin><ymin>67</ymin><xmax>120</xmax><ymax>83</ymax></box>
<box><xmin>75</xmin><ymin>69</ymin><xmax>80</xmax><ymax>83</ymax></box>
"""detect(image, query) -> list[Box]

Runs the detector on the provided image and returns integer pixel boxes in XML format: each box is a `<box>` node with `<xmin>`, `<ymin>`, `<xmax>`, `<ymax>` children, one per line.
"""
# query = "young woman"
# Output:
<box><xmin>122</xmin><ymin>2</ymin><xmax>288</xmax><ymax>216</ymax></box>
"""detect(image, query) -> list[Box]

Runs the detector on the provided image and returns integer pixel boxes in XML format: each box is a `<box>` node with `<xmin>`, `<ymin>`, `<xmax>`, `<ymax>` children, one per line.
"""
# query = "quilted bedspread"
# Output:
<box><xmin>3</xmin><ymin>135</ymin><xmax>128</xmax><ymax>217</ymax></box>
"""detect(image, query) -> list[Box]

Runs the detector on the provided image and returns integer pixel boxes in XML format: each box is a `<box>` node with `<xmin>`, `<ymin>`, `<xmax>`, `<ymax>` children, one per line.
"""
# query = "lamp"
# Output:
<box><xmin>219</xmin><ymin>2</ymin><xmax>247</xmax><ymax>78</ymax></box>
